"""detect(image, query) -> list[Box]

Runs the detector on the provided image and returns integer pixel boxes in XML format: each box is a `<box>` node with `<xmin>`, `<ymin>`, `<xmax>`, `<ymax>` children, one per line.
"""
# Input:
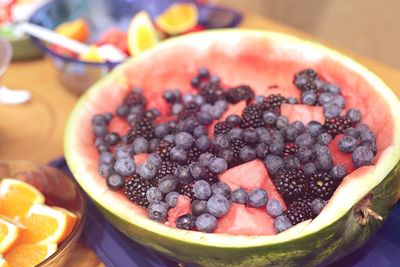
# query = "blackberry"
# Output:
<box><xmin>308</xmin><ymin>172</ymin><xmax>338</xmax><ymax>200</ymax></box>
<box><xmin>154</xmin><ymin>140</ymin><xmax>174</xmax><ymax>160</ymax></box>
<box><xmin>124</xmin><ymin>91</ymin><xmax>146</xmax><ymax>107</ymax></box>
<box><xmin>124</xmin><ymin>174</ymin><xmax>152</xmax><ymax>208</ymax></box>
<box><xmin>153</xmin><ymin>161</ymin><xmax>180</xmax><ymax>184</ymax></box>
<box><xmin>186</xmin><ymin>147</ymin><xmax>202</xmax><ymax>163</ymax></box>
<box><xmin>179</xmin><ymin>102</ymin><xmax>200</xmax><ymax>120</ymax></box>
<box><xmin>214</xmin><ymin>121</ymin><xmax>233</xmax><ymax>135</ymax></box>
<box><xmin>225</xmin><ymin>85</ymin><xmax>254</xmax><ymax>104</ymax></box>
<box><xmin>178</xmin><ymin>183</ymin><xmax>195</xmax><ymax>200</ymax></box>
<box><xmin>241</xmin><ymin>104</ymin><xmax>264</xmax><ymax>128</ymax></box>
<box><xmin>293</xmin><ymin>69</ymin><xmax>319</xmax><ymax>92</ymax></box>
<box><xmin>199</xmin><ymin>83</ymin><xmax>224</xmax><ymax>104</ymax></box>
<box><xmin>285</xmin><ymin>198</ymin><xmax>314</xmax><ymax>225</ymax></box>
<box><xmin>283</xmin><ymin>143</ymin><xmax>298</xmax><ymax>157</ymax></box>
<box><xmin>134</xmin><ymin>118</ymin><xmax>154</xmax><ymax>139</ymax></box>
<box><xmin>263</xmin><ymin>94</ymin><xmax>286</xmax><ymax>114</ymax></box>
<box><xmin>230</xmin><ymin>138</ymin><xmax>246</xmax><ymax>166</ymax></box>
<box><xmin>324</xmin><ymin>116</ymin><xmax>353</xmax><ymax>138</ymax></box>
<box><xmin>273</xmin><ymin>169</ymin><xmax>307</xmax><ymax>202</ymax></box>
<box><xmin>203</xmin><ymin>169</ymin><xmax>219</xmax><ymax>185</ymax></box>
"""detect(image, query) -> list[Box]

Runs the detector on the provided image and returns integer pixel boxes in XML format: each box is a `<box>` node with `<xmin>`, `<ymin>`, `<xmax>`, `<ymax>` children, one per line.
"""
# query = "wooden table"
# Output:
<box><xmin>1</xmin><ymin>12</ymin><xmax>400</xmax><ymax>266</ymax></box>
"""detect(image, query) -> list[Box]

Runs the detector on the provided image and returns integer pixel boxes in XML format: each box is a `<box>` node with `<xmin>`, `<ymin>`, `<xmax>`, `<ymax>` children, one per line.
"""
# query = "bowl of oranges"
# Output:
<box><xmin>0</xmin><ymin>160</ymin><xmax>86</xmax><ymax>267</ymax></box>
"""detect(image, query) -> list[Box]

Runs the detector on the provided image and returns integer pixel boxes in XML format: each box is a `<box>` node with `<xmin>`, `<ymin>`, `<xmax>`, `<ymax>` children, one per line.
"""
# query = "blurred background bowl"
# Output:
<box><xmin>0</xmin><ymin>160</ymin><xmax>86</xmax><ymax>267</ymax></box>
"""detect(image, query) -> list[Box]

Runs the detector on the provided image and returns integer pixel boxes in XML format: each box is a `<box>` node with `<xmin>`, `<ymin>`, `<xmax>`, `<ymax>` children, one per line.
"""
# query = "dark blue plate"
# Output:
<box><xmin>50</xmin><ymin>158</ymin><xmax>400</xmax><ymax>267</ymax></box>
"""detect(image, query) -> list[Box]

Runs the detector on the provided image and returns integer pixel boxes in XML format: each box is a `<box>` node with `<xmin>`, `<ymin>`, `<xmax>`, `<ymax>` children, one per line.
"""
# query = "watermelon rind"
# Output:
<box><xmin>65</xmin><ymin>30</ymin><xmax>400</xmax><ymax>267</ymax></box>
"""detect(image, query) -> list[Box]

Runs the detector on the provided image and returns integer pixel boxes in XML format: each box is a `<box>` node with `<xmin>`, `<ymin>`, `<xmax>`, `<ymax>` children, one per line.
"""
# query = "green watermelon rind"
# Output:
<box><xmin>64</xmin><ymin>30</ymin><xmax>400</xmax><ymax>267</ymax></box>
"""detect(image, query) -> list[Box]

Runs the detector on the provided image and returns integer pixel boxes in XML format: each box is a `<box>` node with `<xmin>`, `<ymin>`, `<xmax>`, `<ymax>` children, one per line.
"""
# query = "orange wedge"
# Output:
<box><xmin>0</xmin><ymin>179</ymin><xmax>45</xmax><ymax>220</ymax></box>
<box><xmin>55</xmin><ymin>18</ymin><xmax>90</xmax><ymax>42</ymax></box>
<box><xmin>18</xmin><ymin>204</ymin><xmax>67</xmax><ymax>245</ymax></box>
<box><xmin>0</xmin><ymin>256</ymin><xmax>10</xmax><ymax>267</ymax></box>
<box><xmin>0</xmin><ymin>218</ymin><xmax>19</xmax><ymax>254</ymax></box>
<box><xmin>52</xmin><ymin>207</ymin><xmax>78</xmax><ymax>243</ymax></box>
<box><xmin>127</xmin><ymin>11</ymin><xmax>159</xmax><ymax>56</ymax></box>
<box><xmin>155</xmin><ymin>3</ymin><xmax>198</xmax><ymax>35</ymax></box>
<box><xmin>5</xmin><ymin>243</ymin><xmax>57</xmax><ymax>267</ymax></box>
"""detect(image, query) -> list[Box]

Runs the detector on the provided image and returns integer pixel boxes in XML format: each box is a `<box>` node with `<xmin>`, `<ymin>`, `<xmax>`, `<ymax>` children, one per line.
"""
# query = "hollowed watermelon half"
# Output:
<box><xmin>65</xmin><ymin>30</ymin><xmax>400</xmax><ymax>266</ymax></box>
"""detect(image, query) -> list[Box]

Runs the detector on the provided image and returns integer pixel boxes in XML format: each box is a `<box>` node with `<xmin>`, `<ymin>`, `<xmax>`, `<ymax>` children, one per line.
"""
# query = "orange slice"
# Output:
<box><xmin>78</xmin><ymin>45</ymin><xmax>105</xmax><ymax>63</ymax></box>
<box><xmin>155</xmin><ymin>3</ymin><xmax>198</xmax><ymax>35</ymax></box>
<box><xmin>0</xmin><ymin>256</ymin><xmax>10</xmax><ymax>267</ymax></box>
<box><xmin>52</xmin><ymin>207</ymin><xmax>78</xmax><ymax>243</ymax></box>
<box><xmin>55</xmin><ymin>18</ymin><xmax>90</xmax><ymax>42</ymax></box>
<box><xmin>0</xmin><ymin>218</ymin><xmax>19</xmax><ymax>254</ymax></box>
<box><xmin>127</xmin><ymin>11</ymin><xmax>159</xmax><ymax>56</ymax></box>
<box><xmin>5</xmin><ymin>243</ymin><xmax>57</xmax><ymax>267</ymax></box>
<box><xmin>0</xmin><ymin>179</ymin><xmax>45</xmax><ymax>220</ymax></box>
<box><xmin>18</xmin><ymin>204</ymin><xmax>67</xmax><ymax>245</ymax></box>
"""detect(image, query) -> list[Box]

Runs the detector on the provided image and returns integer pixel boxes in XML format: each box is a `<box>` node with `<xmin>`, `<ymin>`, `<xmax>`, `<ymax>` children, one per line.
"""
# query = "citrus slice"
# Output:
<box><xmin>0</xmin><ymin>218</ymin><xmax>19</xmax><ymax>254</ymax></box>
<box><xmin>52</xmin><ymin>207</ymin><xmax>77</xmax><ymax>243</ymax></box>
<box><xmin>155</xmin><ymin>3</ymin><xmax>198</xmax><ymax>35</ymax></box>
<box><xmin>0</xmin><ymin>255</ymin><xmax>10</xmax><ymax>267</ymax></box>
<box><xmin>55</xmin><ymin>18</ymin><xmax>90</xmax><ymax>42</ymax></box>
<box><xmin>127</xmin><ymin>11</ymin><xmax>159</xmax><ymax>56</ymax></box>
<box><xmin>18</xmin><ymin>204</ymin><xmax>67</xmax><ymax>245</ymax></box>
<box><xmin>5</xmin><ymin>243</ymin><xmax>57</xmax><ymax>267</ymax></box>
<box><xmin>0</xmin><ymin>179</ymin><xmax>45</xmax><ymax>220</ymax></box>
<box><xmin>78</xmin><ymin>45</ymin><xmax>105</xmax><ymax>63</ymax></box>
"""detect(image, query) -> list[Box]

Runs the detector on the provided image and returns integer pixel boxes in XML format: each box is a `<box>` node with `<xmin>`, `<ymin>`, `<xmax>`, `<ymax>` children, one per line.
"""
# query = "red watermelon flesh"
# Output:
<box><xmin>281</xmin><ymin>104</ymin><xmax>325</xmax><ymax>125</ymax></box>
<box><xmin>209</xmin><ymin>101</ymin><xmax>246</xmax><ymax>137</ymax></box>
<box><xmin>328</xmin><ymin>134</ymin><xmax>355</xmax><ymax>173</ymax></box>
<box><xmin>167</xmin><ymin>195</ymin><xmax>191</xmax><ymax>227</ymax></box>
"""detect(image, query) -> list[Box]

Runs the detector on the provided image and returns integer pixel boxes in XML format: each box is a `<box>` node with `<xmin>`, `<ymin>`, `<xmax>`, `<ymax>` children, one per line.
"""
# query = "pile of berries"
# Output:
<box><xmin>91</xmin><ymin>67</ymin><xmax>376</xmax><ymax>234</ymax></box>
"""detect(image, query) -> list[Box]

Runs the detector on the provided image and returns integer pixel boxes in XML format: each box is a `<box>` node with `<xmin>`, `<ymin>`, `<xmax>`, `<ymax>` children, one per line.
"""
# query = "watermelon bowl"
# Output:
<box><xmin>64</xmin><ymin>29</ymin><xmax>400</xmax><ymax>267</ymax></box>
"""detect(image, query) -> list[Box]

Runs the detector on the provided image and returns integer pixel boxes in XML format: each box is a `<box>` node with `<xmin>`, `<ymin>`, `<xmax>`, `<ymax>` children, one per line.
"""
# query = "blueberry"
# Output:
<box><xmin>174</xmin><ymin>165</ymin><xmax>193</xmax><ymax>184</ymax></box>
<box><xmin>182</xmin><ymin>93</ymin><xmax>194</xmax><ymax>104</ymax></box>
<box><xmin>331</xmin><ymin>165</ymin><xmax>347</xmax><ymax>180</ymax></box>
<box><xmin>189</xmin><ymin>162</ymin><xmax>206</xmax><ymax>180</ymax></box>
<box><xmin>297</xmin><ymin>146</ymin><xmax>314</xmax><ymax>163</ymax></box>
<box><xmin>100</xmin><ymin>163</ymin><xmax>115</xmax><ymax>179</ymax></box>
<box><xmin>198</xmin><ymin>152</ymin><xmax>214</xmax><ymax>167</ymax></box>
<box><xmin>213</xmin><ymin>134</ymin><xmax>231</xmax><ymax>152</ymax></box>
<box><xmin>210</xmin><ymin>75</ymin><xmax>221</xmax><ymax>84</ymax></box>
<box><xmin>292</xmin><ymin>121</ymin><xmax>306</xmax><ymax>134</ymax></box>
<box><xmin>189</xmin><ymin>200</ymin><xmax>207</xmax><ymax>217</ymax></box>
<box><xmin>93</xmin><ymin>124</ymin><xmax>108</xmax><ymax>137</ymax></box>
<box><xmin>345</xmin><ymin>109</ymin><xmax>361</xmax><ymax>123</ymax></box>
<box><xmin>263</xmin><ymin>155</ymin><xmax>284</xmax><ymax>176</ymax></box>
<box><xmin>193</xmin><ymin>125</ymin><xmax>207</xmax><ymax>138</ymax></box>
<box><xmin>317</xmin><ymin>132</ymin><xmax>333</xmax><ymax>145</ymax></box>
<box><xmin>126</xmin><ymin>113</ymin><xmax>140</xmax><ymax>124</ymax></box>
<box><xmin>360</xmin><ymin>140</ymin><xmax>377</xmax><ymax>155</ymax></box>
<box><xmin>307</xmin><ymin>121</ymin><xmax>323</xmax><ymax>137</ymax></box>
<box><xmin>148</xmin><ymin>138</ymin><xmax>160</xmax><ymax>152</ymax></box>
<box><xmin>343</xmin><ymin>127</ymin><xmax>356</xmax><ymax>137</ymax></box>
<box><xmin>243</xmin><ymin>129</ymin><xmax>259</xmax><ymax>144</ymax></box>
<box><xmin>314</xmin><ymin>144</ymin><xmax>333</xmax><ymax>171</ymax></box>
<box><xmin>171</xmin><ymin>103</ymin><xmax>184</xmax><ymax>115</ymax></box>
<box><xmin>130</xmin><ymin>105</ymin><xmax>144</xmax><ymax>115</ymax></box>
<box><xmin>176</xmin><ymin>214</ymin><xmax>196</xmax><ymax>230</ymax></box>
<box><xmin>303</xmin><ymin>162</ymin><xmax>317</xmax><ymax>176</ymax></box>
<box><xmin>103</xmin><ymin>112</ymin><xmax>113</xmax><ymax>122</ymax></box>
<box><xmin>227</xmin><ymin>128</ymin><xmax>243</xmax><ymax>140</ymax></box>
<box><xmin>115</xmin><ymin>145</ymin><xmax>133</xmax><ymax>159</ymax></box>
<box><xmin>195</xmin><ymin>213</ymin><xmax>217</xmax><ymax>233</ymax></box>
<box><xmin>287</xmin><ymin>97</ymin><xmax>298</xmax><ymax>104</ymax></box>
<box><xmin>106</xmin><ymin>173</ymin><xmax>125</xmax><ymax>191</ymax></box>
<box><xmin>175</xmin><ymin>132</ymin><xmax>194</xmax><ymax>150</ymax></box>
<box><xmin>165</xmin><ymin>191</ymin><xmax>179</xmax><ymax>208</ymax></box>
<box><xmin>274</xmin><ymin>215</ymin><xmax>292</xmax><ymax>233</ymax></box>
<box><xmin>276</xmin><ymin>116</ymin><xmax>289</xmax><ymax>129</ymax></box>
<box><xmin>163</xmin><ymin>90</ymin><xmax>178</xmax><ymax>103</ymax></box>
<box><xmin>92</xmin><ymin>114</ymin><xmax>106</xmax><ymax>126</ymax></box>
<box><xmin>147</xmin><ymin>153</ymin><xmax>162</xmax><ymax>168</ymax></box>
<box><xmin>114</xmin><ymin>157</ymin><xmax>136</xmax><ymax>176</ymax></box>
<box><xmin>301</xmin><ymin>91</ymin><xmax>317</xmax><ymax>105</ymax></box>
<box><xmin>147</xmin><ymin>202</ymin><xmax>168</xmax><ymax>222</ymax></box>
<box><xmin>201</xmin><ymin>104</ymin><xmax>212</xmax><ymax>112</ymax></box>
<box><xmin>158</xmin><ymin>175</ymin><xmax>178</xmax><ymax>194</ymax></box>
<box><xmin>133</xmin><ymin>137</ymin><xmax>149</xmax><ymax>154</ymax></box>
<box><xmin>318</xmin><ymin>92</ymin><xmax>334</xmax><ymax>105</ymax></box>
<box><xmin>208</xmin><ymin>157</ymin><xmax>228</xmax><ymax>174</ymax></box>
<box><xmin>211</xmin><ymin>182</ymin><xmax>231</xmax><ymax>199</ymax></box>
<box><xmin>163</xmin><ymin>134</ymin><xmax>175</xmax><ymax>143</ymax></box>
<box><xmin>311</xmin><ymin>198</ymin><xmax>326</xmax><ymax>215</ymax></box>
<box><xmin>322</xmin><ymin>83</ymin><xmax>341</xmax><ymax>95</ymax></box>
<box><xmin>295</xmin><ymin>133</ymin><xmax>314</xmax><ymax>147</ymax></box>
<box><xmin>332</xmin><ymin>95</ymin><xmax>345</xmax><ymax>109</ymax></box>
<box><xmin>266</xmin><ymin>199</ymin><xmax>283</xmax><ymax>218</ymax></box>
<box><xmin>239</xmin><ymin>146</ymin><xmax>256</xmax><ymax>162</ymax></box>
<box><xmin>226</xmin><ymin>114</ymin><xmax>241</xmax><ymax>126</ymax></box>
<box><xmin>358</xmin><ymin>128</ymin><xmax>375</xmax><ymax>143</ymax></box>
<box><xmin>284</xmin><ymin>156</ymin><xmax>301</xmax><ymax>170</ymax></box>
<box><xmin>146</xmin><ymin>187</ymin><xmax>163</xmax><ymax>204</ymax></box>
<box><xmin>256</xmin><ymin>143</ymin><xmax>269</xmax><ymax>159</ymax></box>
<box><xmin>248</xmin><ymin>188</ymin><xmax>268</xmax><ymax>208</ymax></box>
<box><xmin>194</xmin><ymin>95</ymin><xmax>205</xmax><ymax>106</ymax></box>
<box><xmin>193</xmin><ymin>180</ymin><xmax>212</xmax><ymax>200</ymax></box>
<box><xmin>257</xmin><ymin>128</ymin><xmax>273</xmax><ymax>144</ymax></box>
<box><xmin>323</xmin><ymin>103</ymin><xmax>341</xmax><ymax>118</ymax></box>
<box><xmin>209</xmin><ymin>105</ymin><xmax>224</xmax><ymax>119</ymax></box>
<box><xmin>269</xmin><ymin>140</ymin><xmax>285</xmax><ymax>156</ymax></box>
<box><xmin>231</xmin><ymin>188</ymin><xmax>248</xmax><ymax>204</ymax></box>
<box><xmin>338</xmin><ymin>136</ymin><xmax>358</xmax><ymax>153</ymax></box>
<box><xmin>285</xmin><ymin>126</ymin><xmax>299</xmax><ymax>142</ymax></box>
<box><xmin>116</xmin><ymin>104</ymin><xmax>129</xmax><ymax>117</ymax></box>
<box><xmin>215</xmin><ymin>99</ymin><xmax>228</xmax><ymax>111</ymax></box>
<box><xmin>198</xmin><ymin>67</ymin><xmax>210</xmax><ymax>78</ymax></box>
<box><xmin>352</xmin><ymin>146</ymin><xmax>374</xmax><ymax>168</ymax></box>
<box><xmin>137</xmin><ymin>163</ymin><xmax>158</xmax><ymax>180</ymax></box>
<box><xmin>196</xmin><ymin>135</ymin><xmax>211</xmax><ymax>151</ymax></box>
<box><xmin>255</xmin><ymin>95</ymin><xmax>265</xmax><ymax>104</ymax></box>
<box><xmin>154</xmin><ymin>123</ymin><xmax>171</xmax><ymax>138</ymax></box>
<box><xmin>219</xmin><ymin>149</ymin><xmax>234</xmax><ymax>164</ymax></box>
<box><xmin>170</xmin><ymin>146</ymin><xmax>187</xmax><ymax>163</ymax></box>
<box><xmin>263</xmin><ymin>111</ymin><xmax>277</xmax><ymax>125</ymax></box>
<box><xmin>196</xmin><ymin>111</ymin><xmax>213</xmax><ymax>125</ymax></box>
<box><xmin>191</xmin><ymin>76</ymin><xmax>201</xmax><ymax>88</ymax></box>
<box><xmin>181</xmin><ymin>117</ymin><xmax>199</xmax><ymax>133</ymax></box>
<box><xmin>96</xmin><ymin>143</ymin><xmax>109</xmax><ymax>153</ymax></box>
<box><xmin>99</xmin><ymin>152</ymin><xmax>114</xmax><ymax>165</ymax></box>
<box><xmin>207</xmin><ymin>195</ymin><xmax>230</xmax><ymax>218</ymax></box>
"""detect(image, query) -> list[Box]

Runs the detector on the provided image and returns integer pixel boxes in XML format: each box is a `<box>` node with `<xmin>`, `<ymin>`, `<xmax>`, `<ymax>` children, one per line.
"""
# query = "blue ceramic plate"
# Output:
<box><xmin>50</xmin><ymin>158</ymin><xmax>400</xmax><ymax>267</ymax></box>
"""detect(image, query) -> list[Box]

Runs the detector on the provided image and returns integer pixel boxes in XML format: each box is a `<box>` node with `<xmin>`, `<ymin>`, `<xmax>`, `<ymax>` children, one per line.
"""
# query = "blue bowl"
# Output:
<box><xmin>29</xmin><ymin>0</ymin><xmax>243</xmax><ymax>95</ymax></box>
